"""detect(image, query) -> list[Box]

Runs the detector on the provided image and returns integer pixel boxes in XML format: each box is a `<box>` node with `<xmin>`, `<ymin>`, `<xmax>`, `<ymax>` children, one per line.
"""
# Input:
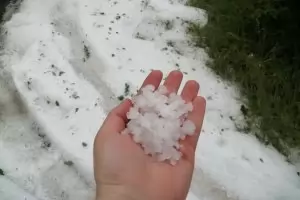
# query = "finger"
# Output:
<box><xmin>181</xmin><ymin>96</ymin><xmax>206</xmax><ymax>161</ymax></box>
<box><xmin>186</xmin><ymin>96</ymin><xmax>206</xmax><ymax>148</ymax></box>
<box><xmin>181</xmin><ymin>80</ymin><xmax>199</xmax><ymax>103</ymax></box>
<box><xmin>110</xmin><ymin>99</ymin><xmax>133</xmax><ymax>122</ymax></box>
<box><xmin>163</xmin><ymin>70</ymin><xmax>183</xmax><ymax>94</ymax></box>
<box><xmin>102</xmin><ymin>99</ymin><xmax>133</xmax><ymax>133</ymax></box>
<box><xmin>140</xmin><ymin>70</ymin><xmax>163</xmax><ymax>90</ymax></box>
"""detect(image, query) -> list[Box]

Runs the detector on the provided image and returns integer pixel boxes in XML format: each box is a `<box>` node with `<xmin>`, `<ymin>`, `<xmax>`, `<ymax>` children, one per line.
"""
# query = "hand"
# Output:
<box><xmin>94</xmin><ymin>70</ymin><xmax>206</xmax><ymax>200</ymax></box>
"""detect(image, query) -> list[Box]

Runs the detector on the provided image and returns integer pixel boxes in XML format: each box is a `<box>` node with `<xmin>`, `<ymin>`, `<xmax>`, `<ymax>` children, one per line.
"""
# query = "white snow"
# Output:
<box><xmin>0</xmin><ymin>69</ymin><xmax>94</xmax><ymax>199</ymax></box>
<box><xmin>0</xmin><ymin>0</ymin><xmax>300</xmax><ymax>200</ymax></box>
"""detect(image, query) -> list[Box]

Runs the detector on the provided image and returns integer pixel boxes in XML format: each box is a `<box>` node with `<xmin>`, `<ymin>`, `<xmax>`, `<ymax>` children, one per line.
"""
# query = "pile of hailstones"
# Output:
<box><xmin>121</xmin><ymin>85</ymin><xmax>196</xmax><ymax>165</ymax></box>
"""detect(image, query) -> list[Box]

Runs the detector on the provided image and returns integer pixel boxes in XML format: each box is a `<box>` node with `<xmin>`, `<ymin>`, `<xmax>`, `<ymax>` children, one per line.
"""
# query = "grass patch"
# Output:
<box><xmin>64</xmin><ymin>160</ymin><xmax>74</xmax><ymax>166</ymax></box>
<box><xmin>0</xmin><ymin>168</ymin><xmax>4</xmax><ymax>176</ymax></box>
<box><xmin>162</xmin><ymin>20</ymin><xmax>174</xmax><ymax>30</ymax></box>
<box><xmin>188</xmin><ymin>0</ymin><xmax>300</xmax><ymax>155</ymax></box>
<box><xmin>124</xmin><ymin>83</ymin><xmax>130</xmax><ymax>96</ymax></box>
<box><xmin>117</xmin><ymin>95</ymin><xmax>124</xmax><ymax>101</ymax></box>
<box><xmin>83</xmin><ymin>45</ymin><xmax>90</xmax><ymax>59</ymax></box>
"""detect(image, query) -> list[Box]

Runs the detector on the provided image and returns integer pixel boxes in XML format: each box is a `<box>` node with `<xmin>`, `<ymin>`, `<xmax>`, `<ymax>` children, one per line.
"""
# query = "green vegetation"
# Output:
<box><xmin>64</xmin><ymin>160</ymin><xmax>74</xmax><ymax>166</ymax></box>
<box><xmin>0</xmin><ymin>168</ymin><xmax>4</xmax><ymax>176</ymax></box>
<box><xmin>0</xmin><ymin>0</ymin><xmax>21</xmax><ymax>21</ymax></box>
<box><xmin>117</xmin><ymin>95</ymin><xmax>125</xmax><ymax>101</ymax></box>
<box><xmin>188</xmin><ymin>0</ymin><xmax>300</xmax><ymax>155</ymax></box>
<box><xmin>83</xmin><ymin>45</ymin><xmax>90</xmax><ymax>59</ymax></box>
<box><xmin>124</xmin><ymin>83</ymin><xmax>130</xmax><ymax>96</ymax></box>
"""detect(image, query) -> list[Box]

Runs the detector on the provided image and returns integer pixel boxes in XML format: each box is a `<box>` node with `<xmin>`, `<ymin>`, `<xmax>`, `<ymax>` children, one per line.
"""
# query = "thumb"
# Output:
<box><xmin>101</xmin><ymin>99</ymin><xmax>133</xmax><ymax>134</ymax></box>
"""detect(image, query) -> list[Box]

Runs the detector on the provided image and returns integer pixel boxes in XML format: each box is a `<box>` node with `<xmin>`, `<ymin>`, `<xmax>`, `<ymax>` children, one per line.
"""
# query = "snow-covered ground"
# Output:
<box><xmin>0</xmin><ymin>0</ymin><xmax>299</xmax><ymax>199</ymax></box>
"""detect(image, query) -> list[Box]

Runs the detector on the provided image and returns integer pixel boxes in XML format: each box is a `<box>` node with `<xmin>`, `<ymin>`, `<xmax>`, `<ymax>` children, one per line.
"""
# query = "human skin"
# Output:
<box><xmin>94</xmin><ymin>70</ymin><xmax>206</xmax><ymax>200</ymax></box>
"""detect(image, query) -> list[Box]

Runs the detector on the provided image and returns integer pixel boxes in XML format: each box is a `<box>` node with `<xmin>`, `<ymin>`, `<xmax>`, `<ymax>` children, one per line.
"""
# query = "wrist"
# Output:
<box><xmin>96</xmin><ymin>185</ymin><xmax>140</xmax><ymax>200</ymax></box>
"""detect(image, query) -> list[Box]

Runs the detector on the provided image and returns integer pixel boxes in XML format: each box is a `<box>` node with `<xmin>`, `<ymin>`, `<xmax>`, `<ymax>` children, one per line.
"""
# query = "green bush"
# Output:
<box><xmin>188</xmin><ymin>0</ymin><xmax>300</xmax><ymax>155</ymax></box>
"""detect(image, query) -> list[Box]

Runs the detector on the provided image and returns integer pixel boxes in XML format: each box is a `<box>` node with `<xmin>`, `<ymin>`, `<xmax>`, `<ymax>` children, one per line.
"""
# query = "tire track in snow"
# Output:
<box><xmin>0</xmin><ymin>68</ymin><xmax>93</xmax><ymax>200</ymax></box>
<box><xmin>0</xmin><ymin>1</ymin><xmax>94</xmax><ymax>199</ymax></box>
<box><xmin>49</xmin><ymin>1</ymin><xmax>118</xmax><ymax>113</ymax></box>
<box><xmin>1</xmin><ymin>0</ymin><xmax>107</xmax><ymax>188</ymax></box>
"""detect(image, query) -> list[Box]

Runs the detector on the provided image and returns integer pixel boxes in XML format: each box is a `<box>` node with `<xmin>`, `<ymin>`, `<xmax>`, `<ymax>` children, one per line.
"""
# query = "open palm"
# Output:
<box><xmin>94</xmin><ymin>70</ymin><xmax>206</xmax><ymax>200</ymax></box>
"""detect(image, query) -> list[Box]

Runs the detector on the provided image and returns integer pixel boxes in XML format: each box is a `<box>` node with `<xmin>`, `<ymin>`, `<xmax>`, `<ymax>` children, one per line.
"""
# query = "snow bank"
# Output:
<box><xmin>1</xmin><ymin>0</ymin><xmax>300</xmax><ymax>199</ymax></box>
